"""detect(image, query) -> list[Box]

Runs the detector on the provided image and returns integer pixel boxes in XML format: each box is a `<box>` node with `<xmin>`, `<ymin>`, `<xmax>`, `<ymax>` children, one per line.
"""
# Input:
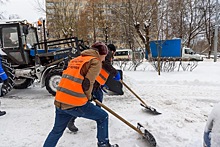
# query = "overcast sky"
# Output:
<box><xmin>1</xmin><ymin>0</ymin><xmax>45</xmax><ymax>23</ymax></box>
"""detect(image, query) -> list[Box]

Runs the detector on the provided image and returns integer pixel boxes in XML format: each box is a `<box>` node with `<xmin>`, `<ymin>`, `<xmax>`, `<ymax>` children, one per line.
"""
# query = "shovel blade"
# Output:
<box><xmin>143</xmin><ymin>129</ymin><xmax>157</xmax><ymax>147</ymax></box>
<box><xmin>137</xmin><ymin>123</ymin><xmax>157</xmax><ymax>147</ymax></box>
<box><xmin>140</xmin><ymin>103</ymin><xmax>162</xmax><ymax>115</ymax></box>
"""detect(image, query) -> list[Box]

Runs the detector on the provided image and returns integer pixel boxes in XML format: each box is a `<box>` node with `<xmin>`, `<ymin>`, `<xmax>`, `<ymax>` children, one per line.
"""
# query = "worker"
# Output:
<box><xmin>67</xmin><ymin>44</ymin><xmax>121</xmax><ymax>133</ymax></box>
<box><xmin>3</xmin><ymin>32</ymin><xmax>14</xmax><ymax>47</ymax></box>
<box><xmin>43</xmin><ymin>42</ymin><xmax>119</xmax><ymax>147</ymax></box>
<box><xmin>203</xmin><ymin>102</ymin><xmax>220</xmax><ymax>147</ymax></box>
<box><xmin>0</xmin><ymin>55</ymin><xmax>8</xmax><ymax>116</ymax></box>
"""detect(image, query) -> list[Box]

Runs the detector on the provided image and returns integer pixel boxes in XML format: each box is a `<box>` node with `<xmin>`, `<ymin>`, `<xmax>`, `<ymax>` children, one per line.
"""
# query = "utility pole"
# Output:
<box><xmin>128</xmin><ymin>0</ymin><xmax>132</xmax><ymax>49</ymax></box>
<box><xmin>105</xmin><ymin>26</ymin><xmax>108</xmax><ymax>44</ymax></box>
<box><xmin>105</xmin><ymin>0</ymin><xmax>108</xmax><ymax>44</ymax></box>
<box><xmin>213</xmin><ymin>0</ymin><xmax>219</xmax><ymax>62</ymax></box>
<box><xmin>92</xmin><ymin>2</ymin><xmax>96</xmax><ymax>43</ymax></box>
<box><xmin>43</xmin><ymin>19</ymin><xmax>48</xmax><ymax>53</ymax></box>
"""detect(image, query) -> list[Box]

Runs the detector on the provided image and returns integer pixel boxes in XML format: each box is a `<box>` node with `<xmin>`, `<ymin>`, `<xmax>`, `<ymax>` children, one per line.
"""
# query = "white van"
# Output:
<box><xmin>114</xmin><ymin>49</ymin><xmax>133</xmax><ymax>61</ymax></box>
<box><xmin>182</xmin><ymin>47</ymin><xmax>203</xmax><ymax>61</ymax></box>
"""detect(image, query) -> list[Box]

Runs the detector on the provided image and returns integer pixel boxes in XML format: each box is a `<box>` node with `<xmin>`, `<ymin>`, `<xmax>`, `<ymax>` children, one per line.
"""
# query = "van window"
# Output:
<box><xmin>114</xmin><ymin>49</ymin><xmax>133</xmax><ymax>61</ymax></box>
<box><xmin>115</xmin><ymin>51</ymin><xmax>129</xmax><ymax>56</ymax></box>
<box><xmin>185</xmin><ymin>48</ymin><xmax>195</xmax><ymax>54</ymax></box>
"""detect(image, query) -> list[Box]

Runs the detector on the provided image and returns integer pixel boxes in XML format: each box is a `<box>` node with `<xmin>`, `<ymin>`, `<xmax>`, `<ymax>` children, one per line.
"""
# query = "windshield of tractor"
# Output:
<box><xmin>2</xmin><ymin>27</ymin><xmax>19</xmax><ymax>48</ymax></box>
<box><xmin>21</xmin><ymin>27</ymin><xmax>37</xmax><ymax>49</ymax></box>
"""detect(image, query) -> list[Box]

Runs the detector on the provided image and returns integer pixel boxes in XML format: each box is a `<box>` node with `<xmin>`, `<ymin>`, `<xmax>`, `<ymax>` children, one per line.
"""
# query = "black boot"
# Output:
<box><xmin>0</xmin><ymin>110</ymin><xmax>6</xmax><ymax>116</ymax></box>
<box><xmin>97</xmin><ymin>143</ymin><xmax>119</xmax><ymax>147</ymax></box>
<box><xmin>67</xmin><ymin>117</ymin><xmax>78</xmax><ymax>132</ymax></box>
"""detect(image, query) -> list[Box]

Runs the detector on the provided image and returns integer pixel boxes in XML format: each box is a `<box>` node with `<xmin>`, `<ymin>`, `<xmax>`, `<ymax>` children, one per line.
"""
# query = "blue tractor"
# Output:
<box><xmin>0</xmin><ymin>20</ymin><xmax>86</xmax><ymax>96</ymax></box>
<box><xmin>0</xmin><ymin>20</ymin><xmax>123</xmax><ymax>96</ymax></box>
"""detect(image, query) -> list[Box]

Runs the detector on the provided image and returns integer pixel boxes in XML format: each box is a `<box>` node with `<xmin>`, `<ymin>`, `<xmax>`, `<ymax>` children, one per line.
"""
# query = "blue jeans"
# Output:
<box><xmin>203</xmin><ymin>131</ymin><xmax>211</xmax><ymax>147</ymax></box>
<box><xmin>43</xmin><ymin>102</ymin><xmax>109</xmax><ymax>147</ymax></box>
<box><xmin>68</xmin><ymin>87</ymin><xmax>104</xmax><ymax>132</ymax></box>
<box><xmin>93</xmin><ymin>87</ymin><xmax>104</xmax><ymax>107</ymax></box>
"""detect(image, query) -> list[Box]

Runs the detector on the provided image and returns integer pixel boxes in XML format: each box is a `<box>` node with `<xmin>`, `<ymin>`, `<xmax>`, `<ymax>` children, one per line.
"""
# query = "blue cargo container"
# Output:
<box><xmin>146</xmin><ymin>39</ymin><xmax>182</xmax><ymax>58</ymax></box>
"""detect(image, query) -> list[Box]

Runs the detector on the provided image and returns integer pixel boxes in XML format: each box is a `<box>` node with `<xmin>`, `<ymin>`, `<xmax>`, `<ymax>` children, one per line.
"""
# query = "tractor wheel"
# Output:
<box><xmin>45</xmin><ymin>70</ymin><xmax>62</xmax><ymax>96</ymax></box>
<box><xmin>1</xmin><ymin>59</ymin><xmax>15</xmax><ymax>96</ymax></box>
<box><xmin>13</xmin><ymin>78</ymin><xmax>34</xmax><ymax>89</ymax></box>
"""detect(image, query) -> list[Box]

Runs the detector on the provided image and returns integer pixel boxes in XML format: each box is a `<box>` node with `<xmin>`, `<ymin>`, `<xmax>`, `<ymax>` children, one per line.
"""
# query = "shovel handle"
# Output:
<box><xmin>120</xmin><ymin>80</ymin><xmax>148</xmax><ymax>107</ymax></box>
<box><xmin>94</xmin><ymin>99</ymin><xmax>143</xmax><ymax>135</ymax></box>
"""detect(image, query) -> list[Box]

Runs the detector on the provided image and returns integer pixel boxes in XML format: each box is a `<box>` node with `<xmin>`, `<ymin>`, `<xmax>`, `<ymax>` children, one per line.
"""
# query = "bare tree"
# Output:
<box><xmin>0</xmin><ymin>0</ymin><xmax>8</xmax><ymax>4</ymax></box>
<box><xmin>0</xmin><ymin>0</ymin><xmax>8</xmax><ymax>19</ymax></box>
<box><xmin>38</xmin><ymin>0</ymin><xmax>217</xmax><ymax>56</ymax></box>
<box><xmin>41</xmin><ymin>0</ymin><xmax>83</xmax><ymax>39</ymax></box>
<box><xmin>74</xmin><ymin>0</ymin><xmax>107</xmax><ymax>43</ymax></box>
<box><xmin>110</xmin><ymin>0</ymin><xmax>160</xmax><ymax>60</ymax></box>
<box><xmin>167</xmin><ymin>0</ymin><xmax>212</xmax><ymax>48</ymax></box>
<box><xmin>202</xmin><ymin>0</ymin><xmax>215</xmax><ymax>57</ymax></box>
<box><xmin>9</xmin><ymin>14</ymin><xmax>20</xmax><ymax>20</ymax></box>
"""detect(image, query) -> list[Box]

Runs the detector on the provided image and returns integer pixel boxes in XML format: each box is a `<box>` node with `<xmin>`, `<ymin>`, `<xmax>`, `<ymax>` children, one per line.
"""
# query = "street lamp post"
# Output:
<box><xmin>213</xmin><ymin>0</ymin><xmax>219</xmax><ymax>62</ymax></box>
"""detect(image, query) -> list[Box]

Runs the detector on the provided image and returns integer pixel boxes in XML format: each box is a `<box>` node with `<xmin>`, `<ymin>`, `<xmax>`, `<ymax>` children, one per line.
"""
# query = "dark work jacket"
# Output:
<box><xmin>93</xmin><ymin>50</ymin><xmax>117</xmax><ymax>91</ymax></box>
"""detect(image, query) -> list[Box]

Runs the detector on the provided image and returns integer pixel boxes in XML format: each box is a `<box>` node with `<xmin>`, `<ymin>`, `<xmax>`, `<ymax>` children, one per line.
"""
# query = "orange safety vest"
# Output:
<box><xmin>95</xmin><ymin>67</ymin><xmax>109</xmax><ymax>85</ymax></box>
<box><xmin>55</xmin><ymin>56</ymin><xmax>97</xmax><ymax>106</ymax></box>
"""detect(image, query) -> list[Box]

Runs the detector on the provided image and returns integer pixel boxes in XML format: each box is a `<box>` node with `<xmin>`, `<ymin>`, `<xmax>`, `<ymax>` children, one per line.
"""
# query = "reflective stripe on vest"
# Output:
<box><xmin>96</xmin><ymin>68</ymin><xmax>109</xmax><ymax>85</ymax></box>
<box><xmin>55</xmin><ymin>56</ymin><xmax>97</xmax><ymax>106</ymax></box>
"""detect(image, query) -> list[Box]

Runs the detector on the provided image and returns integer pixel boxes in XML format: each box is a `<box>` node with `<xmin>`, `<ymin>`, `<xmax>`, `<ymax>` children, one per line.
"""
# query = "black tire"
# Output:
<box><xmin>1</xmin><ymin>59</ymin><xmax>15</xmax><ymax>96</ymax></box>
<box><xmin>13</xmin><ymin>78</ymin><xmax>34</xmax><ymax>89</ymax></box>
<box><xmin>45</xmin><ymin>70</ymin><xmax>62</xmax><ymax>96</ymax></box>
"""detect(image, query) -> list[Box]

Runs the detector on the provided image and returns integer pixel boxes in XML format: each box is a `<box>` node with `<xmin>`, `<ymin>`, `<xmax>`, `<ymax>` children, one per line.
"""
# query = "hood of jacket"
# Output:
<box><xmin>81</xmin><ymin>49</ymin><xmax>100</xmax><ymax>59</ymax></box>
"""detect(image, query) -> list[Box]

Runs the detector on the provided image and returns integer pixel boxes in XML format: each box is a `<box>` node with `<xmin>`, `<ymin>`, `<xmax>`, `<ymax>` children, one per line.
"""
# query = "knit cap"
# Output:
<box><xmin>91</xmin><ymin>42</ymin><xmax>108</xmax><ymax>55</ymax></box>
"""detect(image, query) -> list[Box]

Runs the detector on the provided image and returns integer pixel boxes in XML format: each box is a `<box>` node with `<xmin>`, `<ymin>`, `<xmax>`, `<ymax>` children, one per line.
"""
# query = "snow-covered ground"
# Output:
<box><xmin>0</xmin><ymin>59</ymin><xmax>219</xmax><ymax>147</ymax></box>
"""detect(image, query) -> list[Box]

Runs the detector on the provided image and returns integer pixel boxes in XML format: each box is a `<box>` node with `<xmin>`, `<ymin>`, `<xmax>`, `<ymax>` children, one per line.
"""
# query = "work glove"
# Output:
<box><xmin>101</xmin><ymin>84</ymin><xmax>109</xmax><ymax>93</ymax></box>
<box><xmin>113</xmin><ymin>71</ymin><xmax>121</xmax><ymax>81</ymax></box>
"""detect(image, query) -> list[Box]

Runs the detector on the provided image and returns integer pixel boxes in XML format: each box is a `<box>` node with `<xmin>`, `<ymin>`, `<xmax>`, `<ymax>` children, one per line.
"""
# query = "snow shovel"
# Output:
<box><xmin>94</xmin><ymin>99</ymin><xmax>157</xmax><ymax>147</ymax></box>
<box><xmin>120</xmin><ymin>80</ymin><xmax>161</xmax><ymax>115</ymax></box>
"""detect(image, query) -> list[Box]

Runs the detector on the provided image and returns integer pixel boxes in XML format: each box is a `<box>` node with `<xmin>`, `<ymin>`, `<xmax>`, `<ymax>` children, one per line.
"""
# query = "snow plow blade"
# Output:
<box><xmin>120</xmin><ymin>80</ymin><xmax>161</xmax><ymax>115</ymax></box>
<box><xmin>94</xmin><ymin>99</ymin><xmax>157</xmax><ymax>147</ymax></box>
<box><xmin>105</xmin><ymin>70</ymin><xmax>123</xmax><ymax>95</ymax></box>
